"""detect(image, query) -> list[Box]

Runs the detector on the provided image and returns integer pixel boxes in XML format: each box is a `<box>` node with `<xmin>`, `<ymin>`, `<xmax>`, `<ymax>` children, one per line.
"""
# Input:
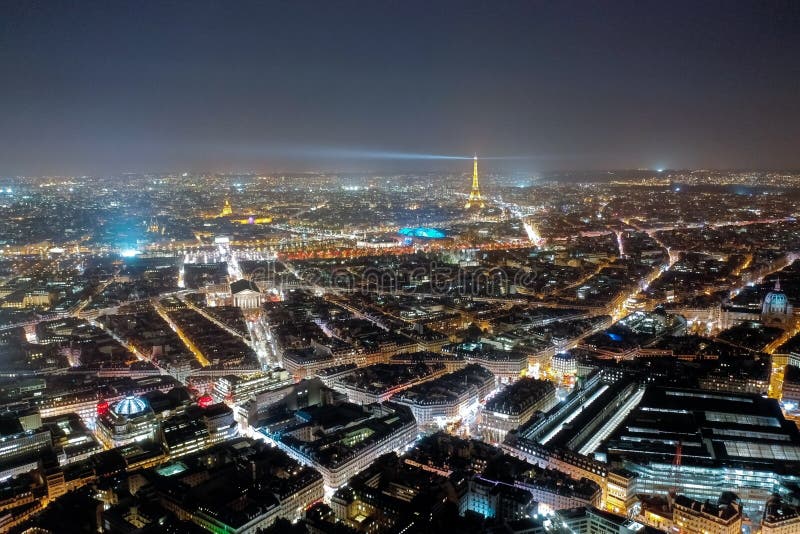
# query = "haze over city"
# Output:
<box><xmin>1</xmin><ymin>0</ymin><xmax>800</xmax><ymax>175</ymax></box>
<box><xmin>2</xmin><ymin>2</ymin><xmax>800</xmax><ymax>534</ymax></box>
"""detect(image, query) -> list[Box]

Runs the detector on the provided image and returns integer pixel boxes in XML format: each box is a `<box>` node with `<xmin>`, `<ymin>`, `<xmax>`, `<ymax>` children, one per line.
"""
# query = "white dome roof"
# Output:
<box><xmin>764</xmin><ymin>291</ymin><xmax>788</xmax><ymax>306</ymax></box>
<box><xmin>114</xmin><ymin>395</ymin><xmax>148</xmax><ymax>416</ymax></box>
<box><xmin>763</xmin><ymin>279</ymin><xmax>791</xmax><ymax>316</ymax></box>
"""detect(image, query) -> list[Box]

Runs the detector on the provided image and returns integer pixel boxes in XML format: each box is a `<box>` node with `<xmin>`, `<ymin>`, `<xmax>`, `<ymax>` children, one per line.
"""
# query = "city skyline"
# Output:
<box><xmin>3</xmin><ymin>2</ymin><xmax>800</xmax><ymax>533</ymax></box>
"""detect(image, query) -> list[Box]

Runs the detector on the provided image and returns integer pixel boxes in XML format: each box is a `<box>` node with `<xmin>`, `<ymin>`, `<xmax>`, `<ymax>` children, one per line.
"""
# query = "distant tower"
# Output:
<box><xmin>221</xmin><ymin>198</ymin><xmax>233</xmax><ymax>217</ymax></box>
<box><xmin>464</xmin><ymin>155</ymin><xmax>485</xmax><ymax>209</ymax></box>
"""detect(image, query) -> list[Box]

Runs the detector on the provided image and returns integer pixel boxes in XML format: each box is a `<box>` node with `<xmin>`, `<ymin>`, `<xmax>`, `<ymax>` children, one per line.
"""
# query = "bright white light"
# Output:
<box><xmin>523</xmin><ymin>221</ymin><xmax>544</xmax><ymax>246</ymax></box>
<box><xmin>121</xmin><ymin>249</ymin><xmax>140</xmax><ymax>258</ymax></box>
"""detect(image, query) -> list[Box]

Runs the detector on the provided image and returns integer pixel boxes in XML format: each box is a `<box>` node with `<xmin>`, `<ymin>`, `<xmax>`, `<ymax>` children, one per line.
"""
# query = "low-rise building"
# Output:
<box><xmin>211</xmin><ymin>369</ymin><xmax>294</xmax><ymax>406</ymax></box>
<box><xmin>480</xmin><ymin>378</ymin><xmax>556</xmax><ymax>443</ymax></box>
<box><xmin>605</xmin><ymin>468</ymin><xmax>639</xmax><ymax>517</ymax></box>
<box><xmin>555</xmin><ymin>506</ymin><xmax>653</xmax><ymax>534</ymax></box>
<box><xmin>673</xmin><ymin>494</ymin><xmax>742</xmax><ymax>534</ymax></box>
<box><xmin>460</xmin><ymin>477</ymin><xmax>535</xmax><ymax>521</ymax></box>
<box><xmin>762</xmin><ymin>495</ymin><xmax>800</xmax><ymax>534</ymax></box>
<box><xmin>263</xmin><ymin>401</ymin><xmax>417</xmax><ymax>488</ymax></box>
<box><xmin>334</xmin><ymin>362</ymin><xmax>447</xmax><ymax>404</ymax></box>
<box><xmin>444</xmin><ymin>342</ymin><xmax>527</xmax><ymax>384</ymax></box>
<box><xmin>392</xmin><ymin>364</ymin><xmax>495</xmax><ymax>426</ymax></box>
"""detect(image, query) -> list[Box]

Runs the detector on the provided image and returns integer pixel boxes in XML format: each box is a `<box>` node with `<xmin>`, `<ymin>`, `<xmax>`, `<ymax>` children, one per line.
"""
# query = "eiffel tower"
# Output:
<box><xmin>464</xmin><ymin>155</ymin><xmax>485</xmax><ymax>209</ymax></box>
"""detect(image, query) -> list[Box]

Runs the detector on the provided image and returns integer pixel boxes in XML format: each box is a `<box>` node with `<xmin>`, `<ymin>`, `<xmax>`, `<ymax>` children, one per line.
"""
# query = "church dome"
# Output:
<box><xmin>762</xmin><ymin>279</ymin><xmax>792</xmax><ymax>317</ymax></box>
<box><xmin>113</xmin><ymin>395</ymin><xmax>149</xmax><ymax>416</ymax></box>
<box><xmin>764</xmin><ymin>291</ymin><xmax>788</xmax><ymax>312</ymax></box>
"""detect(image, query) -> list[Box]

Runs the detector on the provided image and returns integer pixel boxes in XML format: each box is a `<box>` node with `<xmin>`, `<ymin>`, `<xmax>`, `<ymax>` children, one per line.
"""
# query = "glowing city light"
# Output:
<box><xmin>397</xmin><ymin>227</ymin><xmax>447</xmax><ymax>239</ymax></box>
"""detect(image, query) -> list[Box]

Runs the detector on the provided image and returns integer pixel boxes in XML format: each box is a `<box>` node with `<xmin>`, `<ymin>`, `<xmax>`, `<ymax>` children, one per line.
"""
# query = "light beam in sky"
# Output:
<box><xmin>212</xmin><ymin>143</ymin><xmax>571</xmax><ymax>162</ymax></box>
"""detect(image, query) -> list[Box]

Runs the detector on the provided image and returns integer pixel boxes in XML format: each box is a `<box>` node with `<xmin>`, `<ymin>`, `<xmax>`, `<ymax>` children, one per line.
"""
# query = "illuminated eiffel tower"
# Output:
<box><xmin>464</xmin><ymin>155</ymin><xmax>485</xmax><ymax>209</ymax></box>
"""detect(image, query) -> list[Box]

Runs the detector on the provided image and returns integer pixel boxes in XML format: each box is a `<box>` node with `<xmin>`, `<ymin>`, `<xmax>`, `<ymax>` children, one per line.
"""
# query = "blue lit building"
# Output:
<box><xmin>398</xmin><ymin>227</ymin><xmax>447</xmax><ymax>239</ymax></box>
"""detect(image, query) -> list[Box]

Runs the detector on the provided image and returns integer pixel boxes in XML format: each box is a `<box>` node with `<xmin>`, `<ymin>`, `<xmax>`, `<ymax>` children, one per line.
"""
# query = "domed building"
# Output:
<box><xmin>95</xmin><ymin>395</ymin><xmax>158</xmax><ymax>448</ymax></box>
<box><xmin>762</xmin><ymin>279</ymin><xmax>794</xmax><ymax>329</ymax></box>
<box><xmin>114</xmin><ymin>396</ymin><xmax>148</xmax><ymax>416</ymax></box>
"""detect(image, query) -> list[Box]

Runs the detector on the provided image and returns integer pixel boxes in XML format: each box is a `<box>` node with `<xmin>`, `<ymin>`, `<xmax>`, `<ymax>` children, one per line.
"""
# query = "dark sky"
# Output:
<box><xmin>1</xmin><ymin>0</ymin><xmax>799</xmax><ymax>175</ymax></box>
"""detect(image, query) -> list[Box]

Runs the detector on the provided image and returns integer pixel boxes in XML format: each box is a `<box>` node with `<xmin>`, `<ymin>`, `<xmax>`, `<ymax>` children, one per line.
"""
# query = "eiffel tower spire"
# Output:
<box><xmin>464</xmin><ymin>155</ymin><xmax>485</xmax><ymax>209</ymax></box>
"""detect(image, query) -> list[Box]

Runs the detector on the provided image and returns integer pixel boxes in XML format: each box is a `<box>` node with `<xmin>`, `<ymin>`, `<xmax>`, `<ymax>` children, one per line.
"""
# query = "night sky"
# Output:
<box><xmin>1</xmin><ymin>0</ymin><xmax>799</xmax><ymax>175</ymax></box>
